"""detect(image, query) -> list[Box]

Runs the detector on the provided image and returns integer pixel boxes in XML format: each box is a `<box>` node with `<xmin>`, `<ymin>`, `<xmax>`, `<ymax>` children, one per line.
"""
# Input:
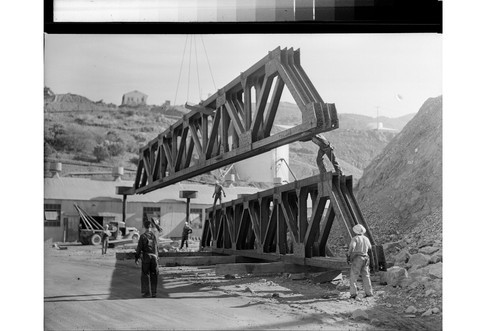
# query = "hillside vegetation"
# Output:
<box><xmin>44</xmin><ymin>88</ymin><xmax>414</xmax><ymax>185</ymax></box>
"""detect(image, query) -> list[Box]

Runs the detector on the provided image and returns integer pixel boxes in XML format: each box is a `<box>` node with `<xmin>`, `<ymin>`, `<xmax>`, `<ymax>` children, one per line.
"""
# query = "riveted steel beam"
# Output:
<box><xmin>134</xmin><ymin>47</ymin><xmax>339</xmax><ymax>194</ymax></box>
<box><xmin>202</xmin><ymin>172</ymin><xmax>386</xmax><ymax>271</ymax></box>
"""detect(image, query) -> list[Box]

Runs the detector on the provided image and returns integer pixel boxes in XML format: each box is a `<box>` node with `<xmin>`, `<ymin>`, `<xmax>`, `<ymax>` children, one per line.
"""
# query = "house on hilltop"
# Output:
<box><xmin>121</xmin><ymin>90</ymin><xmax>148</xmax><ymax>106</ymax></box>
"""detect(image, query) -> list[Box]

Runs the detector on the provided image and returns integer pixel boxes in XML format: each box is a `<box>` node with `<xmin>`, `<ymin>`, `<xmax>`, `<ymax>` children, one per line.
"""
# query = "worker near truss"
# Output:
<box><xmin>212</xmin><ymin>180</ymin><xmax>226</xmax><ymax>211</ymax></box>
<box><xmin>346</xmin><ymin>224</ymin><xmax>374</xmax><ymax>299</ymax></box>
<box><xmin>135</xmin><ymin>220</ymin><xmax>160</xmax><ymax>298</ymax></box>
<box><xmin>101</xmin><ymin>224</ymin><xmax>111</xmax><ymax>255</ymax></box>
<box><xmin>311</xmin><ymin>134</ymin><xmax>343</xmax><ymax>175</ymax></box>
<box><xmin>180</xmin><ymin>221</ymin><xmax>193</xmax><ymax>250</ymax></box>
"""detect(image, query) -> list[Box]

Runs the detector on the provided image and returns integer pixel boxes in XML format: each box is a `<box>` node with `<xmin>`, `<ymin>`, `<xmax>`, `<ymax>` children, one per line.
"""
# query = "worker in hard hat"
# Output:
<box><xmin>212</xmin><ymin>180</ymin><xmax>226</xmax><ymax>211</ymax></box>
<box><xmin>311</xmin><ymin>134</ymin><xmax>343</xmax><ymax>175</ymax></box>
<box><xmin>135</xmin><ymin>220</ymin><xmax>160</xmax><ymax>298</ymax></box>
<box><xmin>346</xmin><ymin>224</ymin><xmax>373</xmax><ymax>299</ymax></box>
<box><xmin>101</xmin><ymin>224</ymin><xmax>111</xmax><ymax>255</ymax></box>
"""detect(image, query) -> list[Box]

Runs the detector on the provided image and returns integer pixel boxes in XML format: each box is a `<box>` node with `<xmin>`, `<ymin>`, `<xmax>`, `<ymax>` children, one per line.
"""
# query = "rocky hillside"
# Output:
<box><xmin>355</xmin><ymin>96</ymin><xmax>442</xmax><ymax>244</ymax></box>
<box><xmin>272</xmin><ymin>102</ymin><xmax>409</xmax><ymax>183</ymax></box>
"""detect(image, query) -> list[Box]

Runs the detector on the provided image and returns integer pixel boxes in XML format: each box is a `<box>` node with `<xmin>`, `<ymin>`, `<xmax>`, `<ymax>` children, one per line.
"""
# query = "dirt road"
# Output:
<box><xmin>44</xmin><ymin>244</ymin><xmax>441</xmax><ymax>330</ymax></box>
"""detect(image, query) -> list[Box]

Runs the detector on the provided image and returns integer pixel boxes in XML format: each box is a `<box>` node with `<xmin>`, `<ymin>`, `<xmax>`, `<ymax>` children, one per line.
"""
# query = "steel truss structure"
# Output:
<box><xmin>134</xmin><ymin>47</ymin><xmax>338</xmax><ymax>194</ymax></box>
<box><xmin>201</xmin><ymin>172</ymin><xmax>386</xmax><ymax>271</ymax></box>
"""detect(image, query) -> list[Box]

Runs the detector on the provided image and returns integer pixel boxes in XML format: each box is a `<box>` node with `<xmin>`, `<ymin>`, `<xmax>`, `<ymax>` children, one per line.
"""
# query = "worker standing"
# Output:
<box><xmin>180</xmin><ymin>221</ymin><xmax>193</xmax><ymax>250</ymax></box>
<box><xmin>101</xmin><ymin>224</ymin><xmax>111</xmax><ymax>255</ymax></box>
<box><xmin>135</xmin><ymin>221</ymin><xmax>160</xmax><ymax>298</ymax></box>
<box><xmin>346</xmin><ymin>224</ymin><xmax>373</xmax><ymax>299</ymax></box>
<box><xmin>311</xmin><ymin>134</ymin><xmax>343</xmax><ymax>175</ymax></box>
<box><xmin>212</xmin><ymin>180</ymin><xmax>226</xmax><ymax>211</ymax></box>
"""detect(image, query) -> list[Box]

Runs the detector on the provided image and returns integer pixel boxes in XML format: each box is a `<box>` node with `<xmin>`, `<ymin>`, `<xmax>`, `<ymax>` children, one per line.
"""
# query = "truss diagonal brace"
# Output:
<box><xmin>134</xmin><ymin>47</ymin><xmax>339</xmax><ymax>194</ymax></box>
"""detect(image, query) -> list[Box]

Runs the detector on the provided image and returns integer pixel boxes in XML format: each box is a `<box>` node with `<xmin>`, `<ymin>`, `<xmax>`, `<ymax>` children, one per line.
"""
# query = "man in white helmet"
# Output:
<box><xmin>347</xmin><ymin>224</ymin><xmax>373</xmax><ymax>299</ymax></box>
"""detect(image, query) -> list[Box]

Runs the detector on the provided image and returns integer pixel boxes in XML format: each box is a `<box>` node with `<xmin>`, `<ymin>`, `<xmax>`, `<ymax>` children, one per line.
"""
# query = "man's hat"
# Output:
<box><xmin>353</xmin><ymin>224</ymin><xmax>366</xmax><ymax>235</ymax></box>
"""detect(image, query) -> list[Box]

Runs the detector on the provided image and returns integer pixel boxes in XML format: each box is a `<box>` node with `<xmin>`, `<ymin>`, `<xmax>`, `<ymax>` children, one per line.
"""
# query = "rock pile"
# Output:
<box><xmin>377</xmin><ymin>235</ymin><xmax>442</xmax><ymax>317</ymax></box>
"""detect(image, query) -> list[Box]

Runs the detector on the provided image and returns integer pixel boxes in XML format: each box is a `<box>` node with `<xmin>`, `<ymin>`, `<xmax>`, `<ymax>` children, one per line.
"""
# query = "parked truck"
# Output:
<box><xmin>75</xmin><ymin>204</ymin><xmax>140</xmax><ymax>246</ymax></box>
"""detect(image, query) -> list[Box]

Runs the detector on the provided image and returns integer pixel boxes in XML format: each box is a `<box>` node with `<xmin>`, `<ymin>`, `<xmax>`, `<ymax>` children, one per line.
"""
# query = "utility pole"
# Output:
<box><xmin>116</xmin><ymin>186</ymin><xmax>134</xmax><ymax>223</ymax></box>
<box><xmin>376</xmin><ymin>106</ymin><xmax>380</xmax><ymax>131</ymax></box>
<box><xmin>180</xmin><ymin>190</ymin><xmax>198</xmax><ymax>225</ymax></box>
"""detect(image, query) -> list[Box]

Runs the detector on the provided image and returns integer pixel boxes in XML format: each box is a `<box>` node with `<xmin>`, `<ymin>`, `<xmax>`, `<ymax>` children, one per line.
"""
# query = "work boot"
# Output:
<box><xmin>142</xmin><ymin>293</ymin><xmax>151</xmax><ymax>298</ymax></box>
<box><xmin>152</xmin><ymin>294</ymin><xmax>157</xmax><ymax>298</ymax></box>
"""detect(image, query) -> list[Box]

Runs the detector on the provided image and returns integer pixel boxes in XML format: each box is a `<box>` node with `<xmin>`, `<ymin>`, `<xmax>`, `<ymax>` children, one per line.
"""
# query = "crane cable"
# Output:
<box><xmin>174</xmin><ymin>35</ymin><xmax>218</xmax><ymax>106</ymax></box>
<box><xmin>187</xmin><ymin>36</ymin><xmax>193</xmax><ymax>102</ymax></box>
<box><xmin>173</xmin><ymin>35</ymin><xmax>189</xmax><ymax>106</ymax></box>
<box><xmin>194</xmin><ymin>36</ymin><xmax>202</xmax><ymax>101</ymax></box>
<box><xmin>277</xmin><ymin>158</ymin><xmax>297</xmax><ymax>181</ymax></box>
<box><xmin>200</xmin><ymin>36</ymin><xmax>217</xmax><ymax>93</ymax></box>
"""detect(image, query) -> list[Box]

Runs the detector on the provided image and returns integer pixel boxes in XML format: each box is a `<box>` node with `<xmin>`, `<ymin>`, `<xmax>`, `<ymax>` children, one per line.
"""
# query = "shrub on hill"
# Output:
<box><xmin>93</xmin><ymin>144</ymin><xmax>110</xmax><ymax>162</ymax></box>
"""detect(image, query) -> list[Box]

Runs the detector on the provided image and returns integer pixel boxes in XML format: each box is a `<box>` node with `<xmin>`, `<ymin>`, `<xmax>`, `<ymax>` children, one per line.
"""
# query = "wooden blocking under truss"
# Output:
<box><xmin>310</xmin><ymin>269</ymin><xmax>343</xmax><ymax>284</ymax></box>
<box><xmin>160</xmin><ymin>255</ymin><xmax>238</xmax><ymax>267</ymax></box>
<box><xmin>215</xmin><ymin>262</ymin><xmax>314</xmax><ymax>276</ymax></box>
<box><xmin>202</xmin><ymin>172</ymin><xmax>380</xmax><ymax>267</ymax></box>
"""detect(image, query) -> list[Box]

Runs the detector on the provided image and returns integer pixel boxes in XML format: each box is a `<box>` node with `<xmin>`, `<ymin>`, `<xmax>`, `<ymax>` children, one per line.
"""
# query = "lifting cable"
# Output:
<box><xmin>173</xmin><ymin>35</ymin><xmax>189</xmax><ymax>106</ymax></box>
<box><xmin>194</xmin><ymin>36</ymin><xmax>202</xmax><ymax>101</ymax></box>
<box><xmin>277</xmin><ymin>158</ymin><xmax>297</xmax><ymax>181</ymax></box>
<box><xmin>187</xmin><ymin>35</ymin><xmax>193</xmax><ymax>102</ymax></box>
<box><xmin>174</xmin><ymin>35</ymin><xmax>218</xmax><ymax>105</ymax></box>
<box><xmin>200</xmin><ymin>35</ymin><xmax>218</xmax><ymax>93</ymax></box>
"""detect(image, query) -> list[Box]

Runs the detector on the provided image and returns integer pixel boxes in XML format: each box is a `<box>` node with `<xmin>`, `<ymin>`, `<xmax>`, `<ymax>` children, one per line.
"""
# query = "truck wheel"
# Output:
<box><xmin>90</xmin><ymin>234</ymin><xmax>102</xmax><ymax>246</ymax></box>
<box><xmin>131</xmin><ymin>233</ymin><xmax>139</xmax><ymax>243</ymax></box>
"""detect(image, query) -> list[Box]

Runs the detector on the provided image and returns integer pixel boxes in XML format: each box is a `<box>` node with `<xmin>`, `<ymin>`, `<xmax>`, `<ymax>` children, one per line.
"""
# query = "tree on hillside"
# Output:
<box><xmin>108</xmin><ymin>141</ymin><xmax>125</xmax><ymax>156</ymax></box>
<box><xmin>48</xmin><ymin>123</ymin><xmax>65</xmax><ymax>142</ymax></box>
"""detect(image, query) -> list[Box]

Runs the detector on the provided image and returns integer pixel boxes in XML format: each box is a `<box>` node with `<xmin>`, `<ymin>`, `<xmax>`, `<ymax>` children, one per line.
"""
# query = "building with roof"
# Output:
<box><xmin>44</xmin><ymin>174</ymin><xmax>260</xmax><ymax>243</ymax></box>
<box><xmin>121</xmin><ymin>90</ymin><xmax>148</xmax><ymax>107</ymax></box>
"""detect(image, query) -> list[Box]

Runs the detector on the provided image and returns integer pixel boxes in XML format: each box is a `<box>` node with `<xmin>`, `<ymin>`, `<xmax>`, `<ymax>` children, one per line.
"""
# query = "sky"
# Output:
<box><xmin>44</xmin><ymin>33</ymin><xmax>442</xmax><ymax>118</ymax></box>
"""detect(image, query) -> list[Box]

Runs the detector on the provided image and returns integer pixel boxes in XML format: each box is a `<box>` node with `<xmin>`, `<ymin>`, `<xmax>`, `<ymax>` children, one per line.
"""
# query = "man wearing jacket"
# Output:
<box><xmin>180</xmin><ymin>221</ymin><xmax>193</xmax><ymax>250</ymax></box>
<box><xmin>311</xmin><ymin>134</ymin><xmax>343</xmax><ymax>175</ymax></box>
<box><xmin>347</xmin><ymin>224</ymin><xmax>373</xmax><ymax>299</ymax></box>
<box><xmin>135</xmin><ymin>221</ymin><xmax>159</xmax><ymax>298</ymax></box>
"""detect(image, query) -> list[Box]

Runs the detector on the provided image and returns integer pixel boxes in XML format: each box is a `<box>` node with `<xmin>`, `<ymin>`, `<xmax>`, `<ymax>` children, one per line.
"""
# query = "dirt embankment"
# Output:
<box><xmin>355</xmin><ymin>95</ymin><xmax>442</xmax><ymax>243</ymax></box>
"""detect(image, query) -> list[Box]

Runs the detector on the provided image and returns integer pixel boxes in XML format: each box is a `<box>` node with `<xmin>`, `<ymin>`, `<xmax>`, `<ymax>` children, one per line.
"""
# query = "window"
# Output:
<box><xmin>143</xmin><ymin>206</ymin><xmax>161</xmax><ymax>227</ymax></box>
<box><xmin>44</xmin><ymin>204</ymin><xmax>61</xmax><ymax>227</ymax></box>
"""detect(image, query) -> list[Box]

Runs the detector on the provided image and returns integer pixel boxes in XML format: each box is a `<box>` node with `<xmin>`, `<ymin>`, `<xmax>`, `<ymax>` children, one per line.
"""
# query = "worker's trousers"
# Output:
<box><xmin>102</xmin><ymin>238</ymin><xmax>108</xmax><ymax>255</ymax></box>
<box><xmin>349</xmin><ymin>255</ymin><xmax>373</xmax><ymax>296</ymax></box>
<box><xmin>141</xmin><ymin>253</ymin><xmax>159</xmax><ymax>296</ymax></box>
<box><xmin>316</xmin><ymin>150</ymin><xmax>342</xmax><ymax>174</ymax></box>
<box><xmin>180</xmin><ymin>236</ymin><xmax>189</xmax><ymax>249</ymax></box>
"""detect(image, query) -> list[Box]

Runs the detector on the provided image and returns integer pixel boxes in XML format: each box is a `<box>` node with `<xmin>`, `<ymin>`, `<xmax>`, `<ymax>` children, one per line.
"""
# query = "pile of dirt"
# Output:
<box><xmin>355</xmin><ymin>95</ymin><xmax>442</xmax><ymax>243</ymax></box>
<box><xmin>45</xmin><ymin>92</ymin><xmax>117</xmax><ymax>112</ymax></box>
